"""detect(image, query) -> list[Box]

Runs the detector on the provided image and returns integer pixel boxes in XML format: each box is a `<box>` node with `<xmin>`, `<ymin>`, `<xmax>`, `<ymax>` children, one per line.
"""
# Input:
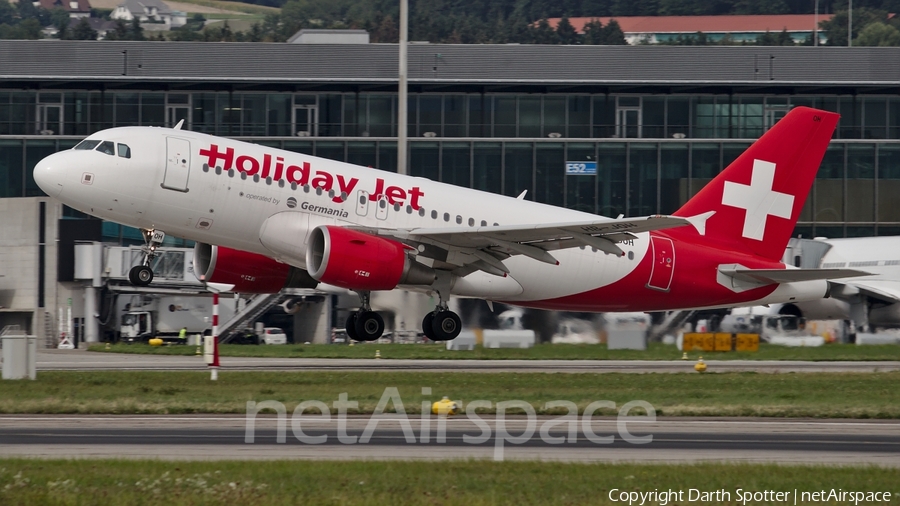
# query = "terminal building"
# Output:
<box><xmin>2</xmin><ymin>40</ymin><xmax>900</xmax><ymax>341</ymax></box>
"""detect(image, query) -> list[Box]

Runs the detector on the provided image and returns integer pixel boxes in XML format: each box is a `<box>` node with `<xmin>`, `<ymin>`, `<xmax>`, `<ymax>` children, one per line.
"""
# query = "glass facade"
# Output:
<box><xmin>6</xmin><ymin>90</ymin><xmax>900</xmax><ymax>141</ymax></box>
<box><xmin>5</xmin><ymin>89</ymin><xmax>900</xmax><ymax>239</ymax></box>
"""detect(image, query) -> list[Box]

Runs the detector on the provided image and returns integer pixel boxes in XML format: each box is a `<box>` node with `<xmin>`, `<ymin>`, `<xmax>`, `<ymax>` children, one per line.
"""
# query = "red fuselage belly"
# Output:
<box><xmin>513</xmin><ymin>232</ymin><xmax>781</xmax><ymax>312</ymax></box>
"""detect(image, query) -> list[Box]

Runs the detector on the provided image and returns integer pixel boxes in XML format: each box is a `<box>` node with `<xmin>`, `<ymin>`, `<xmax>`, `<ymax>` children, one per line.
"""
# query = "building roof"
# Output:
<box><xmin>34</xmin><ymin>0</ymin><xmax>91</xmax><ymax>13</ymax></box>
<box><xmin>286</xmin><ymin>29</ymin><xmax>370</xmax><ymax>44</ymax></box>
<box><xmin>0</xmin><ymin>40</ymin><xmax>897</xmax><ymax>94</ymax></box>
<box><xmin>117</xmin><ymin>0</ymin><xmax>172</xmax><ymax>15</ymax></box>
<box><xmin>549</xmin><ymin>14</ymin><xmax>834</xmax><ymax>34</ymax></box>
<box><xmin>293</xmin><ymin>29</ymin><xmax>370</xmax><ymax>35</ymax></box>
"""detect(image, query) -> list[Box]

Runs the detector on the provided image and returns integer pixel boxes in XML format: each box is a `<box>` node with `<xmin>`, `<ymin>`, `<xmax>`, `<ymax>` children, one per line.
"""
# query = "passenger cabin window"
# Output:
<box><xmin>74</xmin><ymin>140</ymin><xmax>101</xmax><ymax>150</ymax></box>
<box><xmin>117</xmin><ymin>144</ymin><xmax>131</xmax><ymax>158</ymax></box>
<box><xmin>96</xmin><ymin>141</ymin><xmax>115</xmax><ymax>155</ymax></box>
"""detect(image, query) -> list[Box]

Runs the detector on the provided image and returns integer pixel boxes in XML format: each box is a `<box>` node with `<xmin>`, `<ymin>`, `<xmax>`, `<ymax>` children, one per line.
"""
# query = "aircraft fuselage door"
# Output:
<box><xmin>162</xmin><ymin>136</ymin><xmax>191</xmax><ymax>192</ymax></box>
<box><xmin>646</xmin><ymin>235</ymin><xmax>675</xmax><ymax>292</ymax></box>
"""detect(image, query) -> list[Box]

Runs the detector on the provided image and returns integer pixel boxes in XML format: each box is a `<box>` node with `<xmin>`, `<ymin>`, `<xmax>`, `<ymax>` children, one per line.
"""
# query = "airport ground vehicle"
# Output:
<box><xmin>261</xmin><ymin>327</ymin><xmax>287</xmax><ymax>345</ymax></box>
<box><xmin>720</xmin><ymin>313</ymin><xmax>807</xmax><ymax>341</ymax></box>
<box><xmin>119</xmin><ymin>295</ymin><xmax>235</xmax><ymax>342</ymax></box>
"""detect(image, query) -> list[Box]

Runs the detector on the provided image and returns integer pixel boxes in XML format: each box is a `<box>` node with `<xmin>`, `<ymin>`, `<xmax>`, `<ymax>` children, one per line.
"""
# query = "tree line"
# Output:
<box><xmin>4</xmin><ymin>0</ymin><xmax>900</xmax><ymax>46</ymax></box>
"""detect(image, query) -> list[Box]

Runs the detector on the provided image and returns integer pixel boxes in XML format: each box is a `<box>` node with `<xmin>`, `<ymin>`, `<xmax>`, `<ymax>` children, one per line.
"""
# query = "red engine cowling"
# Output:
<box><xmin>306</xmin><ymin>226</ymin><xmax>435</xmax><ymax>291</ymax></box>
<box><xmin>193</xmin><ymin>243</ymin><xmax>317</xmax><ymax>293</ymax></box>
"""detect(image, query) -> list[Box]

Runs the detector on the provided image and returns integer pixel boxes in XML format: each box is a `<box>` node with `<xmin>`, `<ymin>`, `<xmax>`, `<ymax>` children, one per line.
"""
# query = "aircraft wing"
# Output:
<box><xmin>353</xmin><ymin>214</ymin><xmax>693</xmax><ymax>276</ymax></box>
<box><xmin>830</xmin><ymin>279</ymin><xmax>900</xmax><ymax>304</ymax></box>
<box><xmin>399</xmin><ymin>215</ymin><xmax>688</xmax><ymax>247</ymax></box>
<box><xmin>720</xmin><ymin>267</ymin><xmax>871</xmax><ymax>285</ymax></box>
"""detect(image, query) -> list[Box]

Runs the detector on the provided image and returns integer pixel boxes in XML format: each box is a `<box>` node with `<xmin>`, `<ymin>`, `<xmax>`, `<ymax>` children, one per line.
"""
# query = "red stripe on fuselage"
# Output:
<box><xmin>510</xmin><ymin>231</ymin><xmax>782</xmax><ymax>312</ymax></box>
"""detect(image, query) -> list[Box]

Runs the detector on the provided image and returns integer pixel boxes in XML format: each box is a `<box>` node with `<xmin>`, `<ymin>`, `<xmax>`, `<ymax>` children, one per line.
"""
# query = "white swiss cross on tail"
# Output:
<box><xmin>721</xmin><ymin>159</ymin><xmax>794</xmax><ymax>241</ymax></box>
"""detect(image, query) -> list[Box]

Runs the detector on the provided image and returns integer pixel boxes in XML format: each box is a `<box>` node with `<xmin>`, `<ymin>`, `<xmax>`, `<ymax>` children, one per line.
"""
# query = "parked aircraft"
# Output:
<box><xmin>772</xmin><ymin>236</ymin><xmax>900</xmax><ymax>330</ymax></box>
<box><xmin>33</xmin><ymin>106</ymin><xmax>864</xmax><ymax>342</ymax></box>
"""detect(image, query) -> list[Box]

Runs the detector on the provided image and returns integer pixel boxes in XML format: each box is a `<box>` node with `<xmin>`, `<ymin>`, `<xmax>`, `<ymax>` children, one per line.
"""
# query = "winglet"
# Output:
<box><xmin>174</xmin><ymin>119</ymin><xmax>185</xmax><ymax>130</ymax></box>
<box><xmin>516</xmin><ymin>190</ymin><xmax>527</xmax><ymax>200</ymax></box>
<box><xmin>686</xmin><ymin>211</ymin><xmax>715</xmax><ymax>236</ymax></box>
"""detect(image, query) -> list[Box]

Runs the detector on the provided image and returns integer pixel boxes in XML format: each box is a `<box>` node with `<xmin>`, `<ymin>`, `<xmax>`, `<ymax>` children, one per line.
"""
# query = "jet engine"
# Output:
<box><xmin>193</xmin><ymin>243</ymin><xmax>318</xmax><ymax>293</ymax></box>
<box><xmin>306</xmin><ymin>225</ymin><xmax>435</xmax><ymax>291</ymax></box>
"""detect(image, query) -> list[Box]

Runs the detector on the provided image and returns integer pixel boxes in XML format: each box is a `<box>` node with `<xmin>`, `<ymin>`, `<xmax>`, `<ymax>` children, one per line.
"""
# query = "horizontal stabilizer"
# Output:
<box><xmin>721</xmin><ymin>267</ymin><xmax>871</xmax><ymax>285</ymax></box>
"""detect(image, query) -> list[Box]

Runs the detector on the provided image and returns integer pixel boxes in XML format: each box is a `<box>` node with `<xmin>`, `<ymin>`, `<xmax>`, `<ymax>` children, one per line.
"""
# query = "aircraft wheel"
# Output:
<box><xmin>129</xmin><ymin>265</ymin><xmax>154</xmax><ymax>286</ymax></box>
<box><xmin>431</xmin><ymin>310</ymin><xmax>461</xmax><ymax>341</ymax></box>
<box><xmin>354</xmin><ymin>311</ymin><xmax>384</xmax><ymax>341</ymax></box>
<box><xmin>345</xmin><ymin>312</ymin><xmax>360</xmax><ymax>341</ymax></box>
<box><xmin>422</xmin><ymin>312</ymin><xmax>436</xmax><ymax>341</ymax></box>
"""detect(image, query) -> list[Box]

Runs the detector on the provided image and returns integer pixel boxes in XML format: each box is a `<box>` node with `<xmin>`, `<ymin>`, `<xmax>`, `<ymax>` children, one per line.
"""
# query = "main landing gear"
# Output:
<box><xmin>345</xmin><ymin>289</ymin><xmax>463</xmax><ymax>343</ymax></box>
<box><xmin>422</xmin><ymin>308</ymin><xmax>461</xmax><ymax>342</ymax></box>
<box><xmin>422</xmin><ymin>277</ymin><xmax>461</xmax><ymax>342</ymax></box>
<box><xmin>128</xmin><ymin>229</ymin><xmax>165</xmax><ymax>287</ymax></box>
<box><xmin>346</xmin><ymin>291</ymin><xmax>385</xmax><ymax>342</ymax></box>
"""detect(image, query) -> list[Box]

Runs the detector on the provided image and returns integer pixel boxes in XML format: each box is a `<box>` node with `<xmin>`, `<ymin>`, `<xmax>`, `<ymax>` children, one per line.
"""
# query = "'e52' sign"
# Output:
<box><xmin>565</xmin><ymin>161</ymin><xmax>597</xmax><ymax>175</ymax></box>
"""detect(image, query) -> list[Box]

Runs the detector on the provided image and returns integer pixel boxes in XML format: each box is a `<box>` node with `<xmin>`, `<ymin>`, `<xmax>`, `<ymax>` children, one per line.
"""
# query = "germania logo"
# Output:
<box><xmin>301</xmin><ymin>201</ymin><xmax>349</xmax><ymax>218</ymax></box>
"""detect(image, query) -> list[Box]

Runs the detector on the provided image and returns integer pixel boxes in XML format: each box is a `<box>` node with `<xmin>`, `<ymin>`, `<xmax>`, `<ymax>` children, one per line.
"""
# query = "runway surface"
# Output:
<box><xmin>1</xmin><ymin>415</ymin><xmax>898</xmax><ymax>465</ymax></box>
<box><xmin>33</xmin><ymin>350</ymin><xmax>900</xmax><ymax>373</ymax></box>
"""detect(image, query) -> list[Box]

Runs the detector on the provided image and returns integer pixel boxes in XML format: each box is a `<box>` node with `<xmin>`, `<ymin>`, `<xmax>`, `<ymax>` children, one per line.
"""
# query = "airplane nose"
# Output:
<box><xmin>33</xmin><ymin>152</ymin><xmax>66</xmax><ymax>198</ymax></box>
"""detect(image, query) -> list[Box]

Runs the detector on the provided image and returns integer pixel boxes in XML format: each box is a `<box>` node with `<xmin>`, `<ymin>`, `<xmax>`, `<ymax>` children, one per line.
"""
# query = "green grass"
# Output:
<box><xmin>89</xmin><ymin>341</ymin><xmax>900</xmax><ymax>361</ymax></box>
<box><xmin>1</xmin><ymin>371</ymin><xmax>899</xmax><ymax>417</ymax></box>
<box><xmin>0</xmin><ymin>459</ymin><xmax>896</xmax><ymax>505</ymax></box>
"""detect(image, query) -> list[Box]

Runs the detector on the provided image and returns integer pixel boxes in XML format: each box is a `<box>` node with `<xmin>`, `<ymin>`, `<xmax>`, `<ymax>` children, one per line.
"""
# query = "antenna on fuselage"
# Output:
<box><xmin>173</xmin><ymin>119</ymin><xmax>184</xmax><ymax>130</ymax></box>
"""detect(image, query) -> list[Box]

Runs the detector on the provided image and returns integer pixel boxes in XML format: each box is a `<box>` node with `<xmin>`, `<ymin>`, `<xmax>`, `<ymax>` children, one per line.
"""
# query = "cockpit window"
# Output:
<box><xmin>74</xmin><ymin>140</ymin><xmax>101</xmax><ymax>150</ymax></box>
<box><xmin>117</xmin><ymin>143</ymin><xmax>131</xmax><ymax>159</ymax></box>
<box><xmin>96</xmin><ymin>141</ymin><xmax>115</xmax><ymax>156</ymax></box>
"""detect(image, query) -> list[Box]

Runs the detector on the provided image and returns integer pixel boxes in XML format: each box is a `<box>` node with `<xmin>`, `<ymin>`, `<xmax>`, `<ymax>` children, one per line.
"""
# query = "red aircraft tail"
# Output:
<box><xmin>674</xmin><ymin>106</ymin><xmax>839</xmax><ymax>261</ymax></box>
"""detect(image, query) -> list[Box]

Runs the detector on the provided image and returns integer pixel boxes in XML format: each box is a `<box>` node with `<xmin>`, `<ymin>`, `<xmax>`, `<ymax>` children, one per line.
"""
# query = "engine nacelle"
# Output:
<box><xmin>193</xmin><ymin>243</ymin><xmax>318</xmax><ymax>293</ymax></box>
<box><xmin>306</xmin><ymin>225</ymin><xmax>435</xmax><ymax>291</ymax></box>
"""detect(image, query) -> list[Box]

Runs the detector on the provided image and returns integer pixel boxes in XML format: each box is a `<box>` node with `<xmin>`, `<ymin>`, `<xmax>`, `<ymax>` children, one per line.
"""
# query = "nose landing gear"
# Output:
<box><xmin>128</xmin><ymin>229</ymin><xmax>165</xmax><ymax>287</ymax></box>
<box><xmin>346</xmin><ymin>291</ymin><xmax>385</xmax><ymax>342</ymax></box>
<box><xmin>128</xmin><ymin>265</ymin><xmax>154</xmax><ymax>286</ymax></box>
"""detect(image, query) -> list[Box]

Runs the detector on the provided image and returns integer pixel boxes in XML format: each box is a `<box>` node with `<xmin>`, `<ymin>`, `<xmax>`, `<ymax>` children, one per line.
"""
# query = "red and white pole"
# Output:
<box><xmin>210</xmin><ymin>291</ymin><xmax>220</xmax><ymax>380</ymax></box>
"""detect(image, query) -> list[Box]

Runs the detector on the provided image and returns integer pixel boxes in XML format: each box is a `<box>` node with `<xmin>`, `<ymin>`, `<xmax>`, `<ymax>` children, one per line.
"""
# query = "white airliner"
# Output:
<box><xmin>33</xmin><ymin>106</ymin><xmax>865</xmax><ymax>341</ymax></box>
<box><xmin>772</xmin><ymin>236</ymin><xmax>900</xmax><ymax>330</ymax></box>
